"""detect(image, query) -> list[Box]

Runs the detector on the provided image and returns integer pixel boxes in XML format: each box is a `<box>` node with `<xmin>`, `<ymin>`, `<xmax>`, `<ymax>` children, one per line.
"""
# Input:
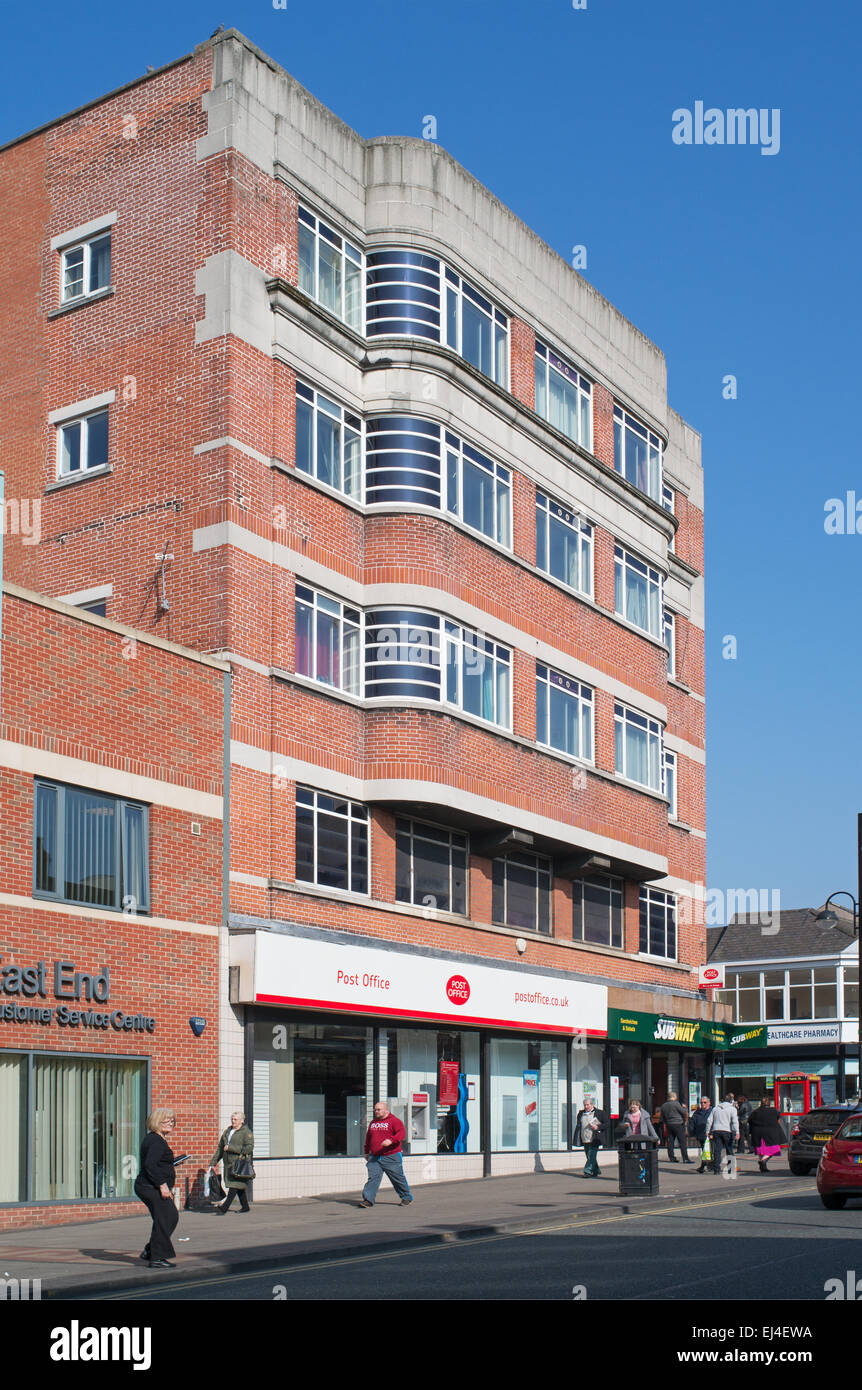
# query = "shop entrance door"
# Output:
<box><xmin>651</xmin><ymin>1053</ymin><xmax>669</xmax><ymax>1110</ymax></box>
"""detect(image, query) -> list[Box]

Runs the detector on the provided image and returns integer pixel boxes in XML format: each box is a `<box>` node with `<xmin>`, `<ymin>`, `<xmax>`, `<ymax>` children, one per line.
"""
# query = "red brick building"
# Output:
<box><xmin>0</xmin><ymin>29</ymin><xmax>717</xmax><ymax>1203</ymax></box>
<box><xmin>0</xmin><ymin>585</ymin><xmax>226</xmax><ymax>1226</ymax></box>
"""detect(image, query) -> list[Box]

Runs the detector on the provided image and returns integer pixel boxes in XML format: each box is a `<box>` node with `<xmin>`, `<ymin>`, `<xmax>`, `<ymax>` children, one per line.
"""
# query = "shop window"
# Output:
<box><xmin>384</xmin><ymin>1028</ymin><xmax>480</xmax><ymax>1154</ymax></box>
<box><xmin>394</xmin><ymin>818</ymin><xmax>468</xmax><ymax>916</ymax></box>
<box><xmin>489</xmin><ymin>1038</ymin><xmax>566</xmax><ymax>1152</ymax></box>
<box><xmin>0</xmin><ymin>1053</ymin><xmax>28</xmax><ymax>1203</ymax></box>
<box><xmin>34</xmin><ymin>781</ymin><xmax>149</xmax><ymax>913</ymax></box>
<box><xmin>295</xmin><ymin>787</ymin><xmax>368</xmax><ymax>895</ymax></box>
<box><xmin>252</xmin><ymin>1020</ymin><xmax>373</xmax><ymax>1157</ymax></box>
<box><xmin>492</xmin><ymin>853</ymin><xmax>552</xmax><ymax>933</ymax></box>
<box><xmin>572</xmin><ymin>1041</ymin><xmax>605</xmax><ymax>1129</ymax></box>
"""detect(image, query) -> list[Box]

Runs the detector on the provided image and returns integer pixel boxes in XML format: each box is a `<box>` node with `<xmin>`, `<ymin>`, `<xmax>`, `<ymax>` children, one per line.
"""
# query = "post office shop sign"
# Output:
<box><xmin>0</xmin><ymin>957</ymin><xmax>155</xmax><ymax>1033</ymax></box>
<box><xmin>244</xmin><ymin>931</ymin><xmax>607</xmax><ymax>1036</ymax></box>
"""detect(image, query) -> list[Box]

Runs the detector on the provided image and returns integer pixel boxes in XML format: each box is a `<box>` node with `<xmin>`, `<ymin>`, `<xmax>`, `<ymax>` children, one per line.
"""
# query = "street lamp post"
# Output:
<box><xmin>815</xmin><ymin>812</ymin><xmax>862</xmax><ymax>1103</ymax></box>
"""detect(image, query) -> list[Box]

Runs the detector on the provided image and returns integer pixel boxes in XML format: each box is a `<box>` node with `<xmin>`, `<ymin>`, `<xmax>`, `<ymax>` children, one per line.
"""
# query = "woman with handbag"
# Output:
<box><xmin>135</xmin><ymin>1107</ymin><xmax>180</xmax><ymax>1268</ymax></box>
<box><xmin>211</xmin><ymin>1110</ymin><xmax>255</xmax><ymax>1213</ymax></box>
<box><xmin>749</xmin><ymin>1095</ymin><xmax>785</xmax><ymax>1172</ymax></box>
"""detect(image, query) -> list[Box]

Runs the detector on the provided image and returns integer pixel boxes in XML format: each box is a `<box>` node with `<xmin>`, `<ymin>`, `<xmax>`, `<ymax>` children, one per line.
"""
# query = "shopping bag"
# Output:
<box><xmin>701</xmin><ymin>1138</ymin><xmax>712</xmax><ymax>1163</ymax></box>
<box><xmin>206</xmin><ymin>1168</ymin><xmax>225</xmax><ymax>1203</ymax></box>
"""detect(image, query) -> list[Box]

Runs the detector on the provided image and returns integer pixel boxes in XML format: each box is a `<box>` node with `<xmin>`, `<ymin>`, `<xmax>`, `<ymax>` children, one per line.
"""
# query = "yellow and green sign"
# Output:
<box><xmin>608</xmin><ymin>1008</ymin><xmax>766</xmax><ymax>1051</ymax></box>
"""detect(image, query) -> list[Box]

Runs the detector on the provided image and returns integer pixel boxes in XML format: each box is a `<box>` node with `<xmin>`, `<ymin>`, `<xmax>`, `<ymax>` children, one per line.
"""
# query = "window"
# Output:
<box><xmin>395</xmin><ymin>819</ymin><xmax>468</xmax><ymax>915</ymax></box>
<box><xmin>662</xmin><ymin>484</ymin><xmax>675</xmax><ymax>552</ymax></box>
<box><xmin>298</xmin><ymin>208</ymin><xmax>362</xmax><ymax>330</ymax></box>
<box><xmin>79</xmin><ymin>599</ymin><xmax>107</xmax><ymax>617</ymax></box>
<box><xmin>446</xmin><ymin>434</ymin><xmax>511</xmax><ymax>546</ymax></box>
<box><xmin>639</xmin><ymin>886</ymin><xmax>677</xmax><ymax>959</ymax></box>
<box><xmin>535</xmin><ymin>342</ymin><xmax>591</xmax><ymax>449</ymax></box>
<box><xmin>295</xmin><ymin>382</ymin><xmax>361</xmax><ymax>499</ymax></box>
<box><xmin>295</xmin><ymin>787</ymin><xmax>368</xmax><ymax>894</ymax></box>
<box><xmin>536</xmin><ymin>493</ymin><xmax>593</xmax><ymax>597</ymax></box>
<box><xmin>445</xmin><ymin>268</ymin><xmax>508</xmax><ymax>385</ymax></box>
<box><xmin>614</xmin><ymin>703</ymin><xmax>663</xmax><ymax>792</ymax></box>
<box><xmin>34</xmin><ymin>781</ymin><xmax>149</xmax><ymax>912</ymax></box>
<box><xmin>788</xmin><ymin>969</ymin><xmax>814</xmax><ymax>1019</ymax></box>
<box><xmin>845</xmin><ymin>966</ymin><xmax>859</xmax><ymax>1019</ymax></box>
<box><xmin>365</xmin><ymin>249</ymin><xmax>442</xmax><ymax>341</ymax></box>
<box><xmin>364</xmin><ymin>609</ymin><xmax>442</xmax><ymax>701</ymax></box>
<box><xmin>252</xmin><ymin>1020</ymin><xmax>373</xmax><ymax>1157</ymax></box>
<box><xmin>813</xmin><ymin>966</ymin><xmax>838</xmax><ymax>1019</ymax></box>
<box><xmin>664</xmin><ymin>608</ymin><xmax>676</xmax><ymax>676</ymax></box>
<box><xmin>663</xmin><ymin>748</ymin><xmax>677</xmax><ymax>818</ymax></box>
<box><xmin>613</xmin><ymin>406</ymin><xmax>662</xmax><ymax>501</ymax></box>
<box><xmin>735</xmin><ymin>972</ymin><xmax>762</xmax><ymax>1023</ymax></box>
<box><xmin>492</xmin><ymin>853</ymin><xmax>552</xmax><ymax>933</ymax></box>
<box><xmin>536</xmin><ymin>664</ymin><xmax>593</xmax><ymax>761</ymax></box>
<box><xmin>365</xmin><ymin>416</ymin><xmax>442</xmax><ymax>506</ymax></box>
<box><xmin>295</xmin><ymin>584</ymin><xmax>361</xmax><ymax>695</ymax></box>
<box><xmin>614</xmin><ymin>545</ymin><xmax>662</xmax><ymax>638</ymax></box>
<box><xmin>61</xmin><ymin>233</ymin><xmax>111</xmax><ymax>303</ymax></box>
<box><xmin>57</xmin><ymin>408</ymin><xmax>109</xmax><ymax>477</ymax></box>
<box><xmin>573</xmin><ymin>875</ymin><xmax>623</xmax><ymax>949</ymax></box>
<box><xmin>763</xmin><ymin>970</ymin><xmax>785</xmax><ymax>1021</ymax></box>
<box><xmin>445</xmin><ymin>622</ymin><xmax>511</xmax><ymax>728</ymax></box>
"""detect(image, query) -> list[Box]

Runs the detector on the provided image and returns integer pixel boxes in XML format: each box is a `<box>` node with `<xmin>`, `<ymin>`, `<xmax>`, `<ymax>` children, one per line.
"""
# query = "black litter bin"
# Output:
<box><xmin>617</xmin><ymin>1135</ymin><xmax>660</xmax><ymax>1195</ymax></box>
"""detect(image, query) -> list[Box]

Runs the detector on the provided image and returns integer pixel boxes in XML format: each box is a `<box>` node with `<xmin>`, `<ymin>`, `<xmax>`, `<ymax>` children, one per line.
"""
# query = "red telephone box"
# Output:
<box><xmin>774</xmin><ymin>1073</ymin><xmax>822</xmax><ymax>1115</ymax></box>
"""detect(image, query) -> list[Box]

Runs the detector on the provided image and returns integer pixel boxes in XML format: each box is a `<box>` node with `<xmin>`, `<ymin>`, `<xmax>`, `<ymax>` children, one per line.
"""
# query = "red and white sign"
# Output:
<box><xmin>697</xmin><ymin>964</ymin><xmax>726</xmax><ymax>990</ymax></box>
<box><xmin>412</xmin><ymin>1093</ymin><xmax>429</xmax><ymax>1107</ymax></box>
<box><xmin>235</xmin><ymin>931</ymin><xmax>607</xmax><ymax>1037</ymax></box>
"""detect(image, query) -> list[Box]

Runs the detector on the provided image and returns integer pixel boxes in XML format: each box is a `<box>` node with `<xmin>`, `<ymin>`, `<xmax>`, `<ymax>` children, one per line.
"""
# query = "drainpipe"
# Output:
<box><xmin>0</xmin><ymin>470</ymin><xmax>4</xmax><ymax>722</ymax></box>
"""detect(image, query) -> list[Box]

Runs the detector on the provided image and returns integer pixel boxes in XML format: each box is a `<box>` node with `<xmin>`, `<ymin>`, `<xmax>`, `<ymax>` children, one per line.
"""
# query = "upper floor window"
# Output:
<box><xmin>534</xmin><ymin>342</ymin><xmax>591</xmax><ymax>450</ymax></box>
<box><xmin>573</xmin><ymin>874</ymin><xmax>624</xmax><ymax>949</ymax></box>
<box><xmin>663</xmin><ymin>608</ymin><xmax>676</xmax><ymax>676</ymax></box>
<box><xmin>613</xmin><ymin>406</ymin><xmax>662</xmax><ymax>502</ymax></box>
<box><xmin>536</xmin><ymin>664</ymin><xmax>593</xmax><ymax>761</ymax></box>
<box><xmin>662</xmin><ymin>483</ymin><xmax>675</xmax><ymax>552</ymax></box>
<box><xmin>445</xmin><ymin>269</ymin><xmax>508</xmax><ymax>386</ymax></box>
<box><xmin>364</xmin><ymin>609</ymin><xmax>441</xmax><ymax>702</ymax></box>
<box><xmin>663</xmin><ymin>748</ymin><xmax>677</xmax><ymax>819</ymax></box>
<box><xmin>298</xmin><ymin>208</ymin><xmax>362</xmax><ymax>331</ymax></box>
<box><xmin>492</xmin><ymin>852</ymin><xmax>552</xmax><ymax>934</ymax></box>
<box><xmin>295</xmin><ymin>584</ymin><xmax>361</xmax><ymax>695</ymax></box>
<box><xmin>446</xmin><ymin>434</ymin><xmax>511</xmax><ymax>547</ymax></box>
<box><xmin>614</xmin><ymin>545</ymin><xmax>662</xmax><ymax>639</ymax></box>
<box><xmin>61</xmin><ymin>233</ymin><xmax>111</xmax><ymax>304</ymax></box>
<box><xmin>639</xmin><ymin>886</ymin><xmax>677</xmax><ymax>959</ymax></box>
<box><xmin>295</xmin><ymin>786</ymin><xmax>368</xmax><ymax>895</ymax></box>
<box><xmin>34</xmin><ymin>781</ymin><xmax>149</xmax><ymax>912</ymax></box>
<box><xmin>365</xmin><ymin>249</ymin><xmax>441</xmax><ymax>341</ymax></box>
<box><xmin>295</xmin><ymin>381</ymin><xmax>361</xmax><ymax>500</ymax></box>
<box><xmin>614</xmin><ymin>702</ymin><xmax>663</xmax><ymax>792</ymax></box>
<box><xmin>718</xmin><ymin>967</ymin><xmax>843</xmax><ymax>1023</ymax></box>
<box><xmin>536</xmin><ymin>493</ymin><xmax>593</xmax><ymax>598</ymax></box>
<box><xmin>57</xmin><ymin>408</ymin><xmax>109</xmax><ymax>477</ymax></box>
<box><xmin>395</xmin><ymin>818</ymin><xmax>468</xmax><ymax>916</ymax></box>
<box><xmin>365</xmin><ymin>416</ymin><xmax>441</xmax><ymax>507</ymax></box>
<box><xmin>445</xmin><ymin>621</ymin><xmax>511</xmax><ymax>728</ymax></box>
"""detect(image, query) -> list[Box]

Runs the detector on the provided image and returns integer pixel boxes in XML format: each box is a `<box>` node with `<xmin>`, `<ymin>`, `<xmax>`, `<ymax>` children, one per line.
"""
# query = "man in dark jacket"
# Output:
<box><xmin>359</xmin><ymin>1102</ymin><xmax>414</xmax><ymax>1207</ymax></box>
<box><xmin>574</xmin><ymin>1097</ymin><xmax>607</xmax><ymax>1177</ymax></box>
<box><xmin>688</xmin><ymin>1096</ymin><xmax>713</xmax><ymax>1173</ymax></box>
<box><xmin>660</xmin><ymin>1092</ymin><xmax>691</xmax><ymax>1163</ymax></box>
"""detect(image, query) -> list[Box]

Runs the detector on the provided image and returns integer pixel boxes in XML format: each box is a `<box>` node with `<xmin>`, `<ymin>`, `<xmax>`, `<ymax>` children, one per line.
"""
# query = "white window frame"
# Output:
<box><xmin>445</xmin><ymin>432</ymin><xmax>511</xmax><ymax>547</ymax></box>
<box><xmin>663</xmin><ymin>747</ymin><xmax>677</xmax><ymax>819</ymax></box>
<box><xmin>298</xmin><ymin>207</ymin><xmax>363</xmax><ymax>331</ymax></box>
<box><xmin>613</xmin><ymin>405</ymin><xmax>663</xmax><ymax>502</ymax></box>
<box><xmin>55</xmin><ymin>407</ymin><xmax>110</xmax><ymax>478</ymax></box>
<box><xmin>444</xmin><ymin>621</ymin><xmax>511</xmax><ymax>729</ymax></box>
<box><xmin>664</xmin><ymin>608</ymin><xmax>676</xmax><ymax>676</ymax></box>
<box><xmin>295</xmin><ymin>380</ymin><xmax>362</xmax><ymax>500</ymax></box>
<box><xmin>536</xmin><ymin>492</ymin><xmax>593</xmax><ymax>598</ymax></box>
<box><xmin>614</xmin><ymin>544</ymin><xmax>663</xmax><ymax>639</ymax></box>
<box><xmin>60</xmin><ymin>233</ymin><xmax>112</xmax><ymax>304</ymax></box>
<box><xmin>662</xmin><ymin>483</ymin><xmax>675</xmax><ymax>552</ymax></box>
<box><xmin>639</xmin><ymin>886</ymin><xmax>677</xmax><ymax>960</ymax></box>
<box><xmin>536</xmin><ymin>663</ymin><xmax>594</xmax><ymax>762</ymax></box>
<box><xmin>614</xmin><ymin>701</ymin><xmax>664</xmax><ymax>792</ymax></box>
<box><xmin>295</xmin><ymin>583</ymin><xmax>362</xmax><ymax>696</ymax></box>
<box><xmin>444</xmin><ymin>268</ymin><xmax>509</xmax><ymax>387</ymax></box>
<box><xmin>534</xmin><ymin>341</ymin><xmax>592</xmax><ymax>451</ymax></box>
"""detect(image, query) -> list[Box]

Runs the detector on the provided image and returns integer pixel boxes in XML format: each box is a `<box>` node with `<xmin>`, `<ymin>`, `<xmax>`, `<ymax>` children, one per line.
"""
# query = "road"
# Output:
<box><xmin>87</xmin><ymin>1185</ymin><xmax>862</xmax><ymax>1301</ymax></box>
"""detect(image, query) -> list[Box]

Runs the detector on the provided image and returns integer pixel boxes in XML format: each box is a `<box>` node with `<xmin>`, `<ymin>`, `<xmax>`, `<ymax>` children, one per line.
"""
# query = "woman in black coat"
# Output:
<box><xmin>748</xmin><ymin>1096</ymin><xmax>785</xmax><ymax>1172</ymax></box>
<box><xmin>134</xmin><ymin>1108</ymin><xmax>180</xmax><ymax>1268</ymax></box>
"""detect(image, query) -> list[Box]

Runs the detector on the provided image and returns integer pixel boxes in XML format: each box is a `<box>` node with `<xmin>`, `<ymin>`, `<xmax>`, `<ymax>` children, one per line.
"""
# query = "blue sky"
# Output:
<box><xmin>3</xmin><ymin>0</ymin><xmax>858</xmax><ymax>916</ymax></box>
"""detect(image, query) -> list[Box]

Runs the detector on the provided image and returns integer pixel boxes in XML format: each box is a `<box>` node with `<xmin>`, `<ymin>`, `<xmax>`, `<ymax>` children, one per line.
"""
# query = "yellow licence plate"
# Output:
<box><xmin>812</xmin><ymin>1134</ymin><xmax>831</xmax><ymax>1142</ymax></box>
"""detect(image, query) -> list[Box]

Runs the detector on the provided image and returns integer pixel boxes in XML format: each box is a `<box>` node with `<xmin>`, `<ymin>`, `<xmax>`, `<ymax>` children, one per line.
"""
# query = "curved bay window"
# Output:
<box><xmin>364</xmin><ymin>609</ymin><xmax>442</xmax><ymax>701</ymax></box>
<box><xmin>365</xmin><ymin>249</ymin><xmax>442</xmax><ymax>340</ymax></box>
<box><xmin>365</xmin><ymin>416</ymin><xmax>441</xmax><ymax>506</ymax></box>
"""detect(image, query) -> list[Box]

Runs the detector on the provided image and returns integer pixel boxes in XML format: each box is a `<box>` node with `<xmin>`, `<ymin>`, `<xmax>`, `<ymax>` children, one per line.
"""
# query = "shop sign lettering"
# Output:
<box><xmin>0</xmin><ymin>957</ymin><xmax>155</xmax><ymax>1032</ymax></box>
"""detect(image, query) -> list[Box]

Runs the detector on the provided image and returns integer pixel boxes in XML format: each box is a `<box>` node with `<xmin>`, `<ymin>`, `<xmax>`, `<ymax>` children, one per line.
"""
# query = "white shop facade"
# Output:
<box><xmin>229</xmin><ymin>925</ymin><xmax>608</xmax><ymax>1197</ymax></box>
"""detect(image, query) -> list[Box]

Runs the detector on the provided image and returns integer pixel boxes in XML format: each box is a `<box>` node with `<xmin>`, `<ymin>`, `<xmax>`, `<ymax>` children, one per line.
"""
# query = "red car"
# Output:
<box><xmin>817</xmin><ymin>1112</ymin><xmax>862</xmax><ymax>1209</ymax></box>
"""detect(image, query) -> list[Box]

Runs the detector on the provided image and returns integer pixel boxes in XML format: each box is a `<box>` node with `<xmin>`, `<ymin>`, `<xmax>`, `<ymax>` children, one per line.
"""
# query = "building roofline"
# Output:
<box><xmin>2</xmin><ymin>581</ymin><xmax>230</xmax><ymax>671</ymax></box>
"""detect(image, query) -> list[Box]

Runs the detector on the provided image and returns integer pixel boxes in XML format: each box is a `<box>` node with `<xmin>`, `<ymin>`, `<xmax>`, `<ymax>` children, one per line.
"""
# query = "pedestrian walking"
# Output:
<box><xmin>706</xmin><ymin>1094</ymin><xmax>739</xmax><ymax>1177</ymax></box>
<box><xmin>749</xmin><ymin>1095</ymin><xmax>785</xmax><ymax>1172</ymax></box>
<box><xmin>688</xmin><ymin>1095</ymin><xmax>713</xmax><ymax>1172</ymax></box>
<box><xmin>134</xmin><ymin>1107</ymin><xmax>180</xmax><ymax>1269</ymax></box>
<box><xmin>574</xmin><ymin>1096</ymin><xmax>607</xmax><ymax>1177</ymax></box>
<box><xmin>660</xmin><ymin>1091</ymin><xmax>691</xmax><ymax>1163</ymax></box>
<box><xmin>736</xmin><ymin>1094</ymin><xmax>753</xmax><ymax>1154</ymax></box>
<box><xmin>359</xmin><ymin>1101</ymin><xmax>414</xmax><ymax>1207</ymax></box>
<box><xmin>621</xmin><ymin>1098</ymin><xmax>659</xmax><ymax>1139</ymax></box>
<box><xmin>211</xmin><ymin>1110</ymin><xmax>255</xmax><ymax>1213</ymax></box>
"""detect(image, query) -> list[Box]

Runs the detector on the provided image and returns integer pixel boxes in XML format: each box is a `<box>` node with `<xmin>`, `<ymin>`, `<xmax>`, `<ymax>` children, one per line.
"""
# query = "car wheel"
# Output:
<box><xmin>821</xmin><ymin>1194</ymin><xmax>847</xmax><ymax>1210</ymax></box>
<box><xmin>789</xmin><ymin>1161</ymin><xmax>813</xmax><ymax>1176</ymax></box>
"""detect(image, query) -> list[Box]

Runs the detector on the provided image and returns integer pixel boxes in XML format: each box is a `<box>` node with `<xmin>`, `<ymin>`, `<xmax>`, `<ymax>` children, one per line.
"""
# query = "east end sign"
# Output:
<box><xmin>0</xmin><ymin>957</ymin><xmax>155</xmax><ymax>1033</ymax></box>
<box><xmin>608</xmin><ymin>1008</ymin><xmax>766</xmax><ymax>1051</ymax></box>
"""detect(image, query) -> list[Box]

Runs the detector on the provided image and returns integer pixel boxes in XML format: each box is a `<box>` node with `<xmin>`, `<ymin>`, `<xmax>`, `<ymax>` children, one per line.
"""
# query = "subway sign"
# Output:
<box><xmin>608</xmin><ymin>1008</ymin><xmax>766</xmax><ymax>1051</ymax></box>
<box><xmin>0</xmin><ymin>957</ymin><xmax>155</xmax><ymax>1033</ymax></box>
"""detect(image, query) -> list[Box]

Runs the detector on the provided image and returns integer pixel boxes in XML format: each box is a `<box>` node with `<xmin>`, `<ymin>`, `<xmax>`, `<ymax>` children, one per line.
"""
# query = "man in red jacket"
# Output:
<box><xmin>359</xmin><ymin>1102</ymin><xmax>414</xmax><ymax>1208</ymax></box>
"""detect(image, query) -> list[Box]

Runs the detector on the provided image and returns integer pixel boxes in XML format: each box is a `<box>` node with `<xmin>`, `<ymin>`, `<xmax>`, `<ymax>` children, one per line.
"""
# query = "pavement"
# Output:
<box><xmin>4</xmin><ymin>1153</ymin><xmax>811</xmax><ymax>1300</ymax></box>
